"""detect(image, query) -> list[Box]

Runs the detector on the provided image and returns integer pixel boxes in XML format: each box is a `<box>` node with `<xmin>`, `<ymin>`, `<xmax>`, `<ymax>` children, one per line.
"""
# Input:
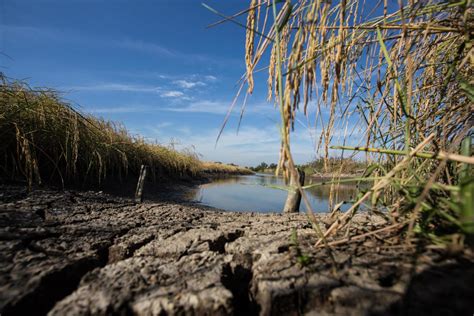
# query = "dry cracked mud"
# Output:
<box><xmin>1</xmin><ymin>185</ymin><xmax>473</xmax><ymax>315</ymax></box>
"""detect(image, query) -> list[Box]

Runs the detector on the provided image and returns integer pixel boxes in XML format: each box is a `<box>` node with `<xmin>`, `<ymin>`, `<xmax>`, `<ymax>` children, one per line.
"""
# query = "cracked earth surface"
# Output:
<box><xmin>1</xmin><ymin>185</ymin><xmax>473</xmax><ymax>315</ymax></box>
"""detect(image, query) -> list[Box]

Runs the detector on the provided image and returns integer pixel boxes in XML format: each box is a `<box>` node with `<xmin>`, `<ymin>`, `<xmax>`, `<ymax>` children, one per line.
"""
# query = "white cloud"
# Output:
<box><xmin>161</xmin><ymin>99</ymin><xmax>278</xmax><ymax>116</ymax></box>
<box><xmin>173</xmin><ymin>80</ymin><xmax>206</xmax><ymax>89</ymax></box>
<box><xmin>155</xmin><ymin>122</ymin><xmax>173</xmax><ymax>128</ymax></box>
<box><xmin>116</xmin><ymin>39</ymin><xmax>174</xmax><ymax>56</ymax></box>
<box><xmin>192</xmin><ymin>126</ymin><xmax>318</xmax><ymax>166</ymax></box>
<box><xmin>160</xmin><ymin>90</ymin><xmax>185</xmax><ymax>98</ymax></box>
<box><xmin>2</xmin><ymin>24</ymin><xmax>236</xmax><ymax>66</ymax></box>
<box><xmin>145</xmin><ymin>122</ymin><xmax>174</xmax><ymax>137</ymax></box>
<box><xmin>163</xmin><ymin>100</ymin><xmax>229</xmax><ymax>114</ymax></box>
<box><xmin>120</xmin><ymin>72</ymin><xmax>219</xmax><ymax>84</ymax></box>
<box><xmin>143</xmin><ymin>117</ymin><xmax>365</xmax><ymax>166</ymax></box>
<box><xmin>141</xmin><ymin>124</ymin><xmax>315</xmax><ymax>166</ymax></box>
<box><xmin>63</xmin><ymin>83</ymin><xmax>161</xmax><ymax>93</ymax></box>
<box><xmin>85</xmin><ymin>105</ymin><xmax>150</xmax><ymax>114</ymax></box>
<box><xmin>204</xmin><ymin>75</ymin><xmax>217</xmax><ymax>81</ymax></box>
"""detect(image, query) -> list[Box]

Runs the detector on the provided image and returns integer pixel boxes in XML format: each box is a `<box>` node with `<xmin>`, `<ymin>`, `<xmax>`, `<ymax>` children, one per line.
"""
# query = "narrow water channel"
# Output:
<box><xmin>188</xmin><ymin>173</ymin><xmax>360</xmax><ymax>213</ymax></box>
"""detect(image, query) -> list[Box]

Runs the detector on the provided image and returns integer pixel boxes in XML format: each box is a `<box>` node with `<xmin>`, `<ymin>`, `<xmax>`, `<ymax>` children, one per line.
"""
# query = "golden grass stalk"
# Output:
<box><xmin>245</xmin><ymin>0</ymin><xmax>258</xmax><ymax>94</ymax></box>
<box><xmin>205</xmin><ymin>0</ymin><xmax>473</xmax><ymax>245</ymax></box>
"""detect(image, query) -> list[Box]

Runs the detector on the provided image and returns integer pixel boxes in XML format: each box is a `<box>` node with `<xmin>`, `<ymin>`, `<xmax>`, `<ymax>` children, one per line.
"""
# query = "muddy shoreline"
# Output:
<box><xmin>1</xmin><ymin>185</ymin><xmax>473</xmax><ymax>315</ymax></box>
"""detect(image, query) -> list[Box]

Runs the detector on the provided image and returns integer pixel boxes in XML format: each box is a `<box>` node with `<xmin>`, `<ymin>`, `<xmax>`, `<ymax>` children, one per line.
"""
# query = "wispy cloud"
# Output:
<box><xmin>145</xmin><ymin>122</ymin><xmax>193</xmax><ymax>141</ymax></box>
<box><xmin>141</xmin><ymin>124</ymin><xmax>282</xmax><ymax>165</ymax></box>
<box><xmin>2</xmin><ymin>24</ymin><xmax>236</xmax><ymax>65</ymax></box>
<box><xmin>146</xmin><ymin>121</ymin><xmax>174</xmax><ymax>135</ymax></box>
<box><xmin>162</xmin><ymin>99</ymin><xmax>277</xmax><ymax>116</ymax></box>
<box><xmin>62</xmin><ymin>83</ymin><xmax>162</xmax><ymax>93</ymax></box>
<box><xmin>115</xmin><ymin>39</ymin><xmax>174</xmax><ymax>56</ymax></box>
<box><xmin>173</xmin><ymin>79</ymin><xmax>206</xmax><ymax>89</ymax></box>
<box><xmin>85</xmin><ymin>105</ymin><xmax>152</xmax><ymax>114</ymax></box>
<box><xmin>173</xmin><ymin>126</ymin><xmax>313</xmax><ymax>165</ymax></box>
<box><xmin>2</xmin><ymin>24</ymin><xmax>59</xmax><ymax>40</ymax></box>
<box><xmin>160</xmin><ymin>90</ymin><xmax>185</xmax><ymax>98</ymax></box>
<box><xmin>162</xmin><ymin>100</ymin><xmax>229</xmax><ymax>114</ymax></box>
<box><xmin>204</xmin><ymin>75</ymin><xmax>217</xmax><ymax>81</ymax></box>
<box><xmin>113</xmin><ymin>72</ymin><xmax>220</xmax><ymax>86</ymax></box>
<box><xmin>140</xmin><ymin>118</ymin><xmax>364</xmax><ymax>165</ymax></box>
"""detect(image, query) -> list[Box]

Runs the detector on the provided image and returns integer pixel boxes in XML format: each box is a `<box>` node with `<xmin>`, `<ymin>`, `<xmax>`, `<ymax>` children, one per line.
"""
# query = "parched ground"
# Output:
<box><xmin>0</xmin><ymin>185</ymin><xmax>473</xmax><ymax>316</ymax></box>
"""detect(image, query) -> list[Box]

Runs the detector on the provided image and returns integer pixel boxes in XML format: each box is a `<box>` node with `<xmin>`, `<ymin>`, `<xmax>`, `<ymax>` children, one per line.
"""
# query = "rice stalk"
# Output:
<box><xmin>245</xmin><ymin>0</ymin><xmax>258</xmax><ymax>94</ymax></box>
<box><xmin>206</xmin><ymin>0</ymin><xmax>473</xmax><ymax>245</ymax></box>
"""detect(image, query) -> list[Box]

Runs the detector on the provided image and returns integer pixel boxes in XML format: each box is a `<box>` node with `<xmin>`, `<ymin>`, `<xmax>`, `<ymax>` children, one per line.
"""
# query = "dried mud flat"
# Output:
<box><xmin>0</xmin><ymin>185</ymin><xmax>473</xmax><ymax>316</ymax></box>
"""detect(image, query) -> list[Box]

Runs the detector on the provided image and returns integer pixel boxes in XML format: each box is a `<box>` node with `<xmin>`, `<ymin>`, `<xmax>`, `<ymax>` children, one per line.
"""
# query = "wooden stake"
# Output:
<box><xmin>283</xmin><ymin>168</ymin><xmax>305</xmax><ymax>213</ymax></box>
<box><xmin>135</xmin><ymin>165</ymin><xmax>147</xmax><ymax>203</ymax></box>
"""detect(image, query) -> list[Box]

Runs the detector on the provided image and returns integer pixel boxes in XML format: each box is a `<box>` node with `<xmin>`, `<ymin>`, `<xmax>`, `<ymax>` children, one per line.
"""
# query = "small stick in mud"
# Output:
<box><xmin>135</xmin><ymin>165</ymin><xmax>148</xmax><ymax>203</ymax></box>
<box><xmin>283</xmin><ymin>168</ymin><xmax>305</xmax><ymax>213</ymax></box>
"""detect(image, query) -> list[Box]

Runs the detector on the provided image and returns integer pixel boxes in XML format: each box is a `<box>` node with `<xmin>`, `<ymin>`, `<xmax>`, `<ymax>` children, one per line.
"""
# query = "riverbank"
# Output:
<box><xmin>309</xmin><ymin>173</ymin><xmax>364</xmax><ymax>180</ymax></box>
<box><xmin>248</xmin><ymin>170</ymin><xmax>362</xmax><ymax>180</ymax></box>
<box><xmin>201</xmin><ymin>162</ymin><xmax>254</xmax><ymax>177</ymax></box>
<box><xmin>1</xmin><ymin>185</ymin><xmax>472</xmax><ymax>315</ymax></box>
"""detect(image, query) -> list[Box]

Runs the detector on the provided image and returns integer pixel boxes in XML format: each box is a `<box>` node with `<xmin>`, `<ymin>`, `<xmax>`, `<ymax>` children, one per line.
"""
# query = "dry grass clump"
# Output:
<box><xmin>201</xmin><ymin>161</ymin><xmax>254</xmax><ymax>175</ymax></box>
<box><xmin>0</xmin><ymin>75</ymin><xmax>203</xmax><ymax>188</ymax></box>
<box><xmin>206</xmin><ymin>0</ymin><xmax>473</xmax><ymax>245</ymax></box>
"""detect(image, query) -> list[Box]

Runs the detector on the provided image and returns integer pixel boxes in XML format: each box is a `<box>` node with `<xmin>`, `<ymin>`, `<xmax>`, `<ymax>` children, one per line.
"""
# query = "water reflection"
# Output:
<box><xmin>187</xmin><ymin>173</ymin><xmax>361</xmax><ymax>213</ymax></box>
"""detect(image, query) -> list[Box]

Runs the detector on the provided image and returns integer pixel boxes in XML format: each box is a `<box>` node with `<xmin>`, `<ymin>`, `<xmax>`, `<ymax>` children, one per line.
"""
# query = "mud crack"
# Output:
<box><xmin>208</xmin><ymin>230</ymin><xmax>244</xmax><ymax>254</ymax></box>
<box><xmin>221</xmin><ymin>258</ymin><xmax>260</xmax><ymax>315</ymax></box>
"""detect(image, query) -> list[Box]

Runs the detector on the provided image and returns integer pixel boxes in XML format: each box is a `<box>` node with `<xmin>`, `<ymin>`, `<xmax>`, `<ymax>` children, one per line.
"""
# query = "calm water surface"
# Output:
<box><xmin>188</xmin><ymin>173</ymin><xmax>360</xmax><ymax>213</ymax></box>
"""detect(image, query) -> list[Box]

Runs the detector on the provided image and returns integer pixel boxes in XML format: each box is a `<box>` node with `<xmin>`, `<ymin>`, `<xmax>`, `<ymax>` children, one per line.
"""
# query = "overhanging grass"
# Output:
<box><xmin>205</xmin><ymin>0</ymin><xmax>473</xmax><ymax>246</ymax></box>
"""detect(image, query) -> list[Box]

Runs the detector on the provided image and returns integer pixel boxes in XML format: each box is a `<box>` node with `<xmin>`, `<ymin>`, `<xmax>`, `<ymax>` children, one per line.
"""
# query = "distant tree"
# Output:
<box><xmin>303</xmin><ymin>157</ymin><xmax>367</xmax><ymax>174</ymax></box>
<box><xmin>252</xmin><ymin>162</ymin><xmax>269</xmax><ymax>172</ymax></box>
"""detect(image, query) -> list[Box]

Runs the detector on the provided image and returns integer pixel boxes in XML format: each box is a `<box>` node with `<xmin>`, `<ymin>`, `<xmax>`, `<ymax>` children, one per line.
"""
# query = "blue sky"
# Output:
<box><xmin>0</xmin><ymin>0</ymin><xmax>362</xmax><ymax>166</ymax></box>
